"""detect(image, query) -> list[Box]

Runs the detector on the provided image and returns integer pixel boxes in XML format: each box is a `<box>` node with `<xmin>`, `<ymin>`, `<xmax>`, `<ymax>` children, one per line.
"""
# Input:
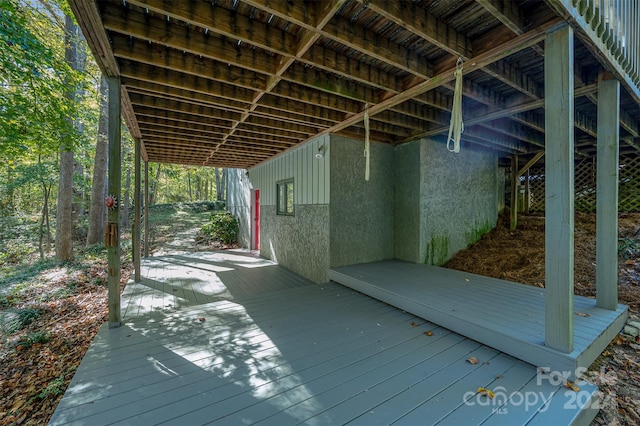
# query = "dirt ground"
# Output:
<box><xmin>445</xmin><ymin>212</ymin><xmax>640</xmax><ymax>425</ymax></box>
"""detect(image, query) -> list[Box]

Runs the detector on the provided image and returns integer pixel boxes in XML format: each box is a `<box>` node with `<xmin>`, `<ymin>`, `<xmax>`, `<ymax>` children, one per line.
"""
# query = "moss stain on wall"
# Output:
<box><xmin>424</xmin><ymin>234</ymin><xmax>450</xmax><ymax>265</ymax></box>
<box><xmin>464</xmin><ymin>220</ymin><xmax>493</xmax><ymax>245</ymax></box>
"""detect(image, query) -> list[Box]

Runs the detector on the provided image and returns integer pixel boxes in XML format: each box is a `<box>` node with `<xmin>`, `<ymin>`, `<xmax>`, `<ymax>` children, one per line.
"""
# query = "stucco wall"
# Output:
<box><xmin>418</xmin><ymin>139</ymin><xmax>499</xmax><ymax>265</ymax></box>
<box><xmin>394</xmin><ymin>141</ymin><xmax>422</xmax><ymax>263</ymax></box>
<box><xmin>225</xmin><ymin>168</ymin><xmax>252</xmax><ymax>248</ymax></box>
<box><xmin>329</xmin><ymin>136</ymin><xmax>395</xmax><ymax>267</ymax></box>
<box><xmin>259</xmin><ymin>205</ymin><xmax>330</xmax><ymax>283</ymax></box>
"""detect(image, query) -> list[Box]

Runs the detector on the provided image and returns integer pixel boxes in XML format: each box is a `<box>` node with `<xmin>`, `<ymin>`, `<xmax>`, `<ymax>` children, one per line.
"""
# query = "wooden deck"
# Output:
<box><xmin>329</xmin><ymin>260</ymin><xmax>628</xmax><ymax>381</ymax></box>
<box><xmin>51</xmin><ymin>252</ymin><xmax>600</xmax><ymax>425</ymax></box>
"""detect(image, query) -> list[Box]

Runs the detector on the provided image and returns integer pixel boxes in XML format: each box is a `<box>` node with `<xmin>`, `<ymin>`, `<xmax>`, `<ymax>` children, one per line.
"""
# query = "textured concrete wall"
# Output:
<box><xmin>419</xmin><ymin>139</ymin><xmax>499</xmax><ymax>265</ymax></box>
<box><xmin>329</xmin><ymin>136</ymin><xmax>394</xmax><ymax>267</ymax></box>
<box><xmin>394</xmin><ymin>141</ymin><xmax>422</xmax><ymax>263</ymax></box>
<box><xmin>259</xmin><ymin>204</ymin><xmax>330</xmax><ymax>283</ymax></box>
<box><xmin>225</xmin><ymin>168</ymin><xmax>252</xmax><ymax>248</ymax></box>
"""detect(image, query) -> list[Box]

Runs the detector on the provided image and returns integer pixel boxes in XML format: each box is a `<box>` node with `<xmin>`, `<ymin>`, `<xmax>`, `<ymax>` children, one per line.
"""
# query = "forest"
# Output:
<box><xmin>0</xmin><ymin>0</ymin><xmax>227</xmax><ymax>265</ymax></box>
<box><xmin>1</xmin><ymin>2</ymin><xmax>228</xmax><ymax>422</ymax></box>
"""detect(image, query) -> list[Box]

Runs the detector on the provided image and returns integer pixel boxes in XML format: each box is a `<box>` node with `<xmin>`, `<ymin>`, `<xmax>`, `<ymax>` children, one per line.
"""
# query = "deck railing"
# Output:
<box><xmin>570</xmin><ymin>0</ymin><xmax>640</xmax><ymax>86</ymax></box>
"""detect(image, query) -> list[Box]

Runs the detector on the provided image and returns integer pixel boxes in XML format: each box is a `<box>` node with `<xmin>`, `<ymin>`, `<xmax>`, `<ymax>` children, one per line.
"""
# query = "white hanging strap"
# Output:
<box><xmin>364</xmin><ymin>103</ymin><xmax>370</xmax><ymax>181</ymax></box>
<box><xmin>447</xmin><ymin>57</ymin><xmax>464</xmax><ymax>153</ymax></box>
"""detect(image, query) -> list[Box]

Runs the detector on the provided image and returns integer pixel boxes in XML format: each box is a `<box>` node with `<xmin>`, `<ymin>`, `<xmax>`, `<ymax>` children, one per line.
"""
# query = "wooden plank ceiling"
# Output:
<box><xmin>70</xmin><ymin>0</ymin><xmax>640</xmax><ymax>168</ymax></box>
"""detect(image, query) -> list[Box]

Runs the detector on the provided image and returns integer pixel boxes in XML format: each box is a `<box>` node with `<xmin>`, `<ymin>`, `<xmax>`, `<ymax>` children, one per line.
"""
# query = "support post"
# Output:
<box><xmin>144</xmin><ymin>160</ymin><xmax>149</xmax><ymax>258</ymax></box>
<box><xmin>544</xmin><ymin>24</ymin><xmax>574</xmax><ymax>353</ymax></box>
<box><xmin>106</xmin><ymin>76</ymin><xmax>121</xmax><ymax>328</ymax></box>
<box><xmin>525</xmin><ymin>169</ymin><xmax>531</xmax><ymax>214</ymax></box>
<box><xmin>596</xmin><ymin>73</ymin><xmax>620</xmax><ymax>310</ymax></box>
<box><xmin>510</xmin><ymin>155</ymin><xmax>518</xmax><ymax>230</ymax></box>
<box><xmin>133</xmin><ymin>138</ymin><xmax>141</xmax><ymax>282</ymax></box>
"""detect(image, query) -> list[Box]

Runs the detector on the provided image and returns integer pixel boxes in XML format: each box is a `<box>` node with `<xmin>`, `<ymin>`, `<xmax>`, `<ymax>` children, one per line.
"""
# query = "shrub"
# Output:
<box><xmin>16</xmin><ymin>331</ymin><xmax>49</xmax><ymax>348</ymax></box>
<box><xmin>201</xmin><ymin>211</ymin><xmax>238</xmax><ymax>244</ymax></box>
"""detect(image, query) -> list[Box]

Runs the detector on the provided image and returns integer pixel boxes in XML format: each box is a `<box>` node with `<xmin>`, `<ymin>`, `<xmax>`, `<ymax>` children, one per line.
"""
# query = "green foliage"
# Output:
<box><xmin>30</xmin><ymin>372</ymin><xmax>67</xmax><ymax>402</ymax></box>
<box><xmin>618</xmin><ymin>237</ymin><xmax>640</xmax><ymax>260</ymax></box>
<box><xmin>0</xmin><ymin>307</ymin><xmax>40</xmax><ymax>334</ymax></box>
<box><xmin>16</xmin><ymin>330</ymin><xmax>49</xmax><ymax>348</ymax></box>
<box><xmin>0</xmin><ymin>0</ymin><xmax>82</xmax><ymax>158</ymax></box>
<box><xmin>201</xmin><ymin>211</ymin><xmax>239</xmax><ymax>245</ymax></box>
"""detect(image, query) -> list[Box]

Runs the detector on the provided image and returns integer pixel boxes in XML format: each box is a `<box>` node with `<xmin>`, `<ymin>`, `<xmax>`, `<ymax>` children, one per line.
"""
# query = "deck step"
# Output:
<box><xmin>329</xmin><ymin>260</ymin><xmax>627</xmax><ymax>381</ymax></box>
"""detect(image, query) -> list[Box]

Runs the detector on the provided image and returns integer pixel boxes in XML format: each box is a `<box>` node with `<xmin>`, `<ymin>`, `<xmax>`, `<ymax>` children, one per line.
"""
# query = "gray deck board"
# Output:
<box><xmin>329</xmin><ymin>260</ymin><xmax>628</xmax><ymax>379</ymax></box>
<box><xmin>51</xmin><ymin>252</ymin><xmax>600</xmax><ymax>425</ymax></box>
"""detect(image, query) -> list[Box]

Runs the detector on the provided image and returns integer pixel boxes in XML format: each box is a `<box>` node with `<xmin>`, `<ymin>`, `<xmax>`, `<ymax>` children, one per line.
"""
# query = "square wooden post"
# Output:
<box><xmin>107</xmin><ymin>76</ymin><xmax>121</xmax><ymax>328</ymax></box>
<box><xmin>134</xmin><ymin>138</ymin><xmax>141</xmax><ymax>282</ymax></box>
<box><xmin>144</xmin><ymin>160</ymin><xmax>150</xmax><ymax>258</ymax></box>
<box><xmin>596</xmin><ymin>73</ymin><xmax>620</xmax><ymax>310</ymax></box>
<box><xmin>544</xmin><ymin>24</ymin><xmax>574</xmax><ymax>353</ymax></box>
<box><xmin>510</xmin><ymin>155</ymin><xmax>518</xmax><ymax>230</ymax></box>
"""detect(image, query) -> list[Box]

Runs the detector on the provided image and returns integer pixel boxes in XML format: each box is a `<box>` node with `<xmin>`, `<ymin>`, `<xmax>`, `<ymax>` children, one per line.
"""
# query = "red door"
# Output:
<box><xmin>253</xmin><ymin>189</ymin><xmax>260</xmax><ymax>250</ymax></box>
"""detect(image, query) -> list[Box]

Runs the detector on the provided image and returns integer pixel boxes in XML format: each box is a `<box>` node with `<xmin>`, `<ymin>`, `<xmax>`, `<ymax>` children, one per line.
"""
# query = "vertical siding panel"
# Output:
<box><xmin>325</xmin><ymin>135</ymin><xmax>330</xmax><ymax>203</ymax></box>
<box><xmin>307</xmin><ymin>143</ymin><xmax>313</xmax><ymax>204</ymax></box>
<box><xmin>301</xmin><ymin>145</ymin><xmax>307</xmax><ymax>205</ymax></box>
<box><xmin>299</xmin><ymin>147</ymin><xmax>304</xmax><ymax>205</ymax></box>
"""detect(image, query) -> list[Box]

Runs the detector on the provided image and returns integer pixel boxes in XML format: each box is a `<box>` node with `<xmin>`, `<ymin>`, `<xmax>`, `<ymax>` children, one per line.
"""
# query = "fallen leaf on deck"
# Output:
<box><xmin>410</xmin><ymin>322</ymin><xmax>418</xmax><ymax>327</ymax></box>
<box><xmin>575</xmin><ymin>311</ymin><xmax>590</xmax><ymax>317</ymax></box>
<box><xmin>198</xmin><ymin>317</ymin><xmax>206</xmax><ymax>322</ymax></box>
<box><xmin>477</xmin><ymin>387</ymin><xmax>495</xmax><ymax>398</ymax></box>
<box><xmin>564</xmin><ymin>381</ymin><xmax>580</xmax><ymax>392</ymax></box>
<box><xmin>467</xmin><ymin>357</ymin><xmax>479</xmax><ymax>365</ymax></box>
<box><xmin>425</xmin><ymin>330</ymin><xmax>433</xmax><ymax>336</ymax></box>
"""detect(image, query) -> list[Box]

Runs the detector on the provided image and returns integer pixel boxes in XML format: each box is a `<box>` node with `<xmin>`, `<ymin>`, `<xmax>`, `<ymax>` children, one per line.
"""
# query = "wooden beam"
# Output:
<box><xmin>358</xmin><ymin>0</ymin><xmax>472</xmax><ymax>58</ymax></box>
<box><xmin>243</xmin><ymin>0</ymin><xmax>433</xmax><ymax>80</ymax></box>
<box><xmin>68</xmin><ymin>0</ymin><xmax>119</xmax><ymax>76</ymax></box>
<box><xmin>102</xmin><ymin>4</ymin><xmax>278</xmax><ymax>75</ymax></box>
<box><xmin>544</xmin><ymin>24</ymin><xmax>574</xmax><ymax>354</ymax></box>
<box><xmin>517</xmin><ymin>151</ymin><xmax>545</xmax><ymax>177</ymax></box>
<box><xmin>119</xmin><ymin>61</ymin><xmax>258</xmax><ymax>104</ymax></box>
<box><xmin>106</xmin><ymin>75</ymin><xmax>122</xmax><ymax>328</ymax></box>
<box><xmin>416</xmin><ymin>83</ymin><xmax>597</xmax><ymax>140</ymax></box>
<box><xmin>476</xmin><ymin>0</ymin><xmax>524</xmax><ymax>35</ymax></box>
<box><xmin>133</xmin><ymin>138</ymin><xmax>141</xmax><ymax>282</ymax></box>
<box><xmin>596</xmin><ymin>73</ymin><xmax>620</xmax><ymax>310</ymax></box>
<box><xmin>110</xmin><ymin>35</ymin><xmax>267</xmax><ymax>91</ymax></box>
<box><xmin>320</xmin><ymin>21</ymin><xmax>555</xmax><ymax>141</ymax></box>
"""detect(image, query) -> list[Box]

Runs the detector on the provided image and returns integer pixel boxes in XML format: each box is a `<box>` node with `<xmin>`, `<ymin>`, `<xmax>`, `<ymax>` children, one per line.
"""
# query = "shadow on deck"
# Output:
<box><xmin>329</xmin><ymin>260</ymin><xmax>628</xmax><ymax>381</ymax></box>
<box><xmin>50</xmin><ymin>253</ymin><xmax>604</xmax><ymax>425</ymax></box>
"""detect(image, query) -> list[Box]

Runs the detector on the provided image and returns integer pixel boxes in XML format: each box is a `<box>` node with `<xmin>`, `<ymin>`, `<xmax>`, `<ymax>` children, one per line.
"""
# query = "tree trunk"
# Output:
<box><xmin>122</xmin><ymin>166</ymin><xmax>131</xmax><ymax>229</ymax></box>
<box><xmin>56</xmin><ymin>14</ymin><xmax>80</xmax><ymax>261</ymax></box>
<box><xmin>221</xmin><ymin>168</ymin><xmax>227</xmax><ymax>201</ymax></box>
<box><xmin>215</xmin><ymin>167</ymin><xmax>221</xmax><ymax>200</ymax></box>
<box><xmin>187</xmin><ymin>170</ymin><xmax>193</xmax><ymax>202</ymax></box>
<box><xmin>72</xmin><ymin>23</ymin><xmax>86</xmax><ymax>237</ymax></box>
<box><xmin>86</xmin><ymin>75</ymin><xmax>109</xmax><ymax>246</ymax></box>
<box><xmin>150</xmin><ymin>164</ymin><xmax>161</xmax><ymax>205</ymax></box>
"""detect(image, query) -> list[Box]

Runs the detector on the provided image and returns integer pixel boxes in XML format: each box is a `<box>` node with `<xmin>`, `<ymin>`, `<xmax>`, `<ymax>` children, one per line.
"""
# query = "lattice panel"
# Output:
<box><xmin>523</xmin><ymin>155</ymin><xmax>640</xmax><ymax>213</ymax></box>
<box><xmin>574</xmin><ymin>159</ymin><xmax>597</xmax><ymax>213</ymax></box>
<box><xmin>620</xmin><ymin>154</ymin><xmax>640</xmax><ymax>212</ymax></box>
<box><xmin>527</xmin><ymin>166</ymin><xmax>546</xmax><ymax>213</ymax></box>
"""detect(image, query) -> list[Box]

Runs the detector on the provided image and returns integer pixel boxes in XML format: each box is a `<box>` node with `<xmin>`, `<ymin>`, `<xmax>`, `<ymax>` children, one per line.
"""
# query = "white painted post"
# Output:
<box><xmin>107</xmin><ymin>76</ymin><xmax>122</xmax><ymax>328</ymax></box>
<box><xmin>596</xmin><ymin>73</ymin><xmax>620</xmax><ymax>310</ymax></box>
<box><xmin>544</xmin><ymin>24</ymin><xmax>574</xmax><ymax>353</ymax></box>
